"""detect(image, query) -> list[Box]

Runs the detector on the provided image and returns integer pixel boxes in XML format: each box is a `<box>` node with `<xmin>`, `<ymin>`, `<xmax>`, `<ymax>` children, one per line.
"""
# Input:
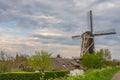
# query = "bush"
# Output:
<box><xmin>29</xmin><ymin>50</ymin><xmax>54</xmax><ymax>72</ymax></box>
<box><xmin>0</xmin><ymin>70</ymin><xmax>69</xmax><ymax>80</ymax></box>
<box><xmin>81</xmin><ymin>49</ymin><xmax>112</xmax><ymax>69</ymax></box>
<box><xmin>81</xmin><ymin>53</ymin><xmax>104</xmax><ymax>69</ymax></box>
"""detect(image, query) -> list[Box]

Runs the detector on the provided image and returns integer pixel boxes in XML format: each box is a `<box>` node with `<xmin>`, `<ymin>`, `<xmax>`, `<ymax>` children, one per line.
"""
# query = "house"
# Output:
<box><xmin>52</xmin><ymin>57</ymin><xmax>84</xmax><ymax>76</ymax></box>
<box><xmin>52</xmin><ymin>58</ymin><xmax>80</xmax><ymax>70</ymax></box>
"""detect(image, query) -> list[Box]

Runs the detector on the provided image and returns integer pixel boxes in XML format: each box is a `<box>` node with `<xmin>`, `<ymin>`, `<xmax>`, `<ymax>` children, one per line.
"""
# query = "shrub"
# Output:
<box><xmin>29</xmin><ymin>50</ymin><xmax>54</xmax><ymax>71</ymax></box>
<box><xmin>81</xmin><ymin>49</ymin><xmax>112</xmax><ymax>69</ymax></box>
<box><xmin>81</xmin><ymin>53</ymin><xmax>104</xmax><ymax>69</ymax></box>
<box><xmin>0</xmin><ymin>70</ymin><xmax>69</xmax><ymax>80</ymax></box>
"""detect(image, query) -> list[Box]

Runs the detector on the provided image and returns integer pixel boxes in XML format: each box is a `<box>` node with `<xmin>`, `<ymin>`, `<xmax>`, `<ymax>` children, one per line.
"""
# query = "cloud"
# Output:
<box><xmin>32</xmin><ymin>33</ymin><xmax>79</xmax><ymax>46</ymax></box>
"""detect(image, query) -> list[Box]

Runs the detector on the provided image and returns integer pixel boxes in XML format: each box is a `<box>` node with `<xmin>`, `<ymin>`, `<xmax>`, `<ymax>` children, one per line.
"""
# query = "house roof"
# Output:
<box><xmin>52</xmin><ymin>58</ymin><xmax>80</xmax><ymax>70</ymax></box>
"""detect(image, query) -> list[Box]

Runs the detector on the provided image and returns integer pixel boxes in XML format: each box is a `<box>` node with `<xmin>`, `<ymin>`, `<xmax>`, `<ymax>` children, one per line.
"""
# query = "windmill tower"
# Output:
<box><xmin>72</xmin><ymin>10</ymin><xmax>116</xmax><ymax>55</ymax></box>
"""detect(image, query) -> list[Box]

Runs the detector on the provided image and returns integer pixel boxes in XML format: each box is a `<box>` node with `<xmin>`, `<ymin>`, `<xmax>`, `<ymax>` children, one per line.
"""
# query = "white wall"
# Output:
<box><xmin>70</xmin><ymin>69</ymin><xmax>84</xmax><ymax>76</ymax></box>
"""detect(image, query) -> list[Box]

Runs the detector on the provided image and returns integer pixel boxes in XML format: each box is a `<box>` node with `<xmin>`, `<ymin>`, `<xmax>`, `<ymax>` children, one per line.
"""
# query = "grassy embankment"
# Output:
<box><xmin>54</xmin><ymin>67</ymin><xmax>120</xmax><ymax>80</ymax></box>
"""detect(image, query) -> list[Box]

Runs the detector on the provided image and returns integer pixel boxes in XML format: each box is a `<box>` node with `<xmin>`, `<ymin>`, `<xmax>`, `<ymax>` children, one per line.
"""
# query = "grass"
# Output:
<box><xmin>53</xmin><ymin>67</ymin><xmax>120</xmax><ymax>80</ymax></box>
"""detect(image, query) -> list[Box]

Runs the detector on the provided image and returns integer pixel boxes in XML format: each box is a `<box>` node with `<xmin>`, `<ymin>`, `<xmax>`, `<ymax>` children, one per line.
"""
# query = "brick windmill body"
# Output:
<box><xmin>72</xmin><ymin>10</ymin><xmax>116</xmax><ymax>56</ymax></box>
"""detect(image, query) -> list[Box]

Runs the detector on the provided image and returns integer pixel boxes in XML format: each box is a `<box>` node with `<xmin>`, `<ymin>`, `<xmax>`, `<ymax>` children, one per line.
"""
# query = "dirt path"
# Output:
<box><xmin>111</xmin><ymin>71</ymin><xmax>120</xmax><ymax>80</ymax></box>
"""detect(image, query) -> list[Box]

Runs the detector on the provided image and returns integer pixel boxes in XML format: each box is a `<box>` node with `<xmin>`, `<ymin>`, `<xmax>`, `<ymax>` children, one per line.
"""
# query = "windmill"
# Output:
<box><xmin>72</xmin><ymin>10</ymin><xmax>116</xmax><ymax>55</ymax></box>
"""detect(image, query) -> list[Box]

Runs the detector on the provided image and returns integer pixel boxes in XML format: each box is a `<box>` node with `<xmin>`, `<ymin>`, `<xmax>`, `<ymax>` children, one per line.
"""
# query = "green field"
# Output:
<box><xmin>54</xmin><ymin>67</ymin><xmax>120</xmax><ymax>80</ymax></box>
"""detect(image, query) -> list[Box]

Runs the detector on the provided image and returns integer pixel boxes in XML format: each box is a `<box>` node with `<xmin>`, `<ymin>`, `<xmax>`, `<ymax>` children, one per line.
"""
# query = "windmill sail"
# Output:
<box><xmin>94</xmin><ymin>29</ymin><xmax>116</xmax><ymax>36</ymax></box>
<box><xmin>90</xmin><ymin>10</ymin><xmax>93</xmax><ymax>33</ymax></box>
<box><xmin>72</xmin><ymin>35</ymin><xmax>81</xmax><ymax>38</ymax></box>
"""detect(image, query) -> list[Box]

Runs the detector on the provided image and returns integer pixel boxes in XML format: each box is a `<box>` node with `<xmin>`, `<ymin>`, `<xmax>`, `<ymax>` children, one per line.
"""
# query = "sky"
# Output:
<box><xmin>0</xmin><ymin>0</ymin><xmax>120</xmax><ymax>59</ymax></box>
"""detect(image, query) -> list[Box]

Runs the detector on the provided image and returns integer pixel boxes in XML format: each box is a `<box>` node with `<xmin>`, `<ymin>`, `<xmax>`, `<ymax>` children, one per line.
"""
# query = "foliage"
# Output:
<box><xmin>0</xmin><ymin>51</ymin><xmax>12</xmax><ymax>73</ymax></box>
<box><xmin>73</xmin><ymin>67</ymin><xmax>120</xmax><ymax>80</ymax></box>
<box><xmin>13</xmin><ymin>54</ymin><xmax>30</xmax><ymax>72</ymax></box>
<box><xmin>52</xmin><ymin>67</ymin><xmax>120</xmax><ymax>80</ymax></box>
<box><xmin>0</xmin><ymin>61</ymin><xmax>11</xmax><ymax>73</ymax></box>
<box><xmin>111</xmin><ymin>59</ymin><xmax>120</xmax><ymax>67</ymax></box>
<box><xmin>96</xmin><ymin>49</ymin><xmax>111</xmax><ymax>61</ymax></box>
<box><xmin>81</xmin><ymin>49</ymin><xmax>112</xmax><ymax>69</ymax></box>
<box><xmin>0</xmin><ymin>70</ymin><xmax>69</xmax><ymax>80</ymax></box>
<box><xmin>29</xmin><ymin>50</ymin><xmax>54</xmax><ymax>71</ymax></box>
<box><xmin>15</xmin><ymin>54</ymin><xmax>28</xmax><ymax>62</ymax></box>
<box><xmin>81</xmin><ymin>53</ymin><xmax>106</xmax><ymax>69</ymax></box>
<box><xmin>0</xmin><ymin>51</ymin><xmax>32</xmax><ymax>72</ymax></box>
<box><xmin>81</xmin><ymin>53</ymin><xmax>101</xmax><ymax>69</ymax></box>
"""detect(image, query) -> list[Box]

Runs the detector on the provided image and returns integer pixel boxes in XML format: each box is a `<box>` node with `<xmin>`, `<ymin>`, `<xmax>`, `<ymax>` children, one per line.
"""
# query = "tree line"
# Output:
<box><xmin>0</xmin><ymin>50</ymin><xmax>54</xmax><ymax>73</ymax></box>
<box><xmin>0</xmin><ymin>49</ymin><xmax>120</xmax><ymax>73</ymax></box>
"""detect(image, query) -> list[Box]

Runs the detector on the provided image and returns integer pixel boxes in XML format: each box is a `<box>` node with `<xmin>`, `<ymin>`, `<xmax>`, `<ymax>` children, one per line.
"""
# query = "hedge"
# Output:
<box><xmin>0</xmin><ymin>70</ymin><xmax>70</xmax><ymax>80</ymax></box>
